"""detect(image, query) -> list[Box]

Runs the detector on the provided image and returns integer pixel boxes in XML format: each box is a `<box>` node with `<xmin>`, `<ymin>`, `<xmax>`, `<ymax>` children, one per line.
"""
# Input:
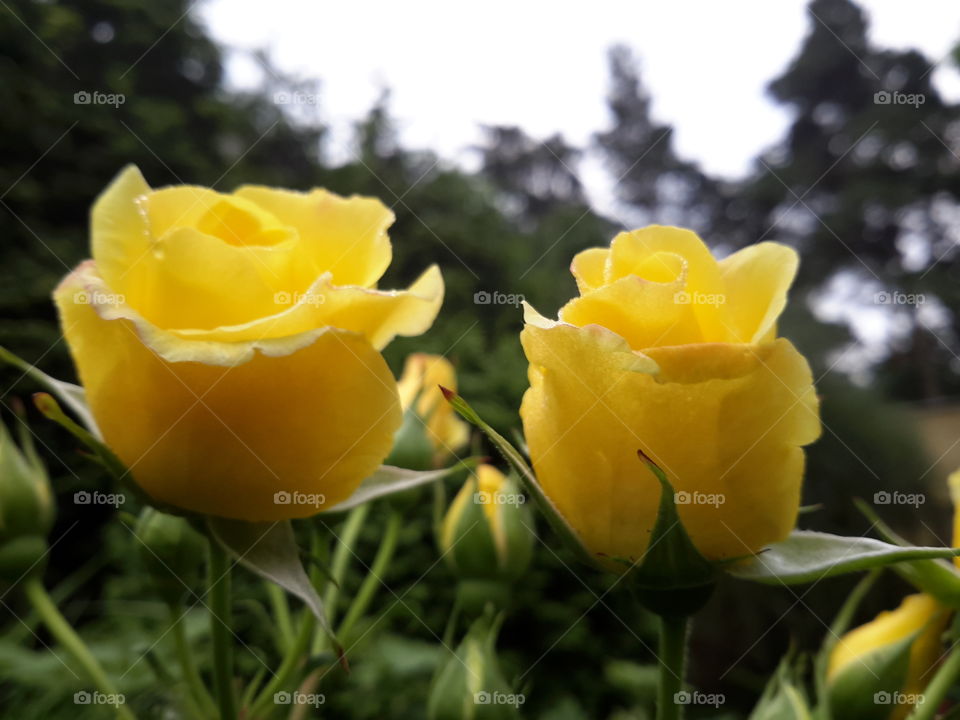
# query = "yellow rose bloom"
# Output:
<box><xmin>520</xmin><ymin>226</ymin><xmax>820</xmax><ymax>563</ymax></box>
<box><xmin>828</xmin><ymin>593</ymin><xmax>948</xmax><ymax>720</ymax></box>
<box><xmin>54</xmin><ymin>166</ymin><xmax>443</xmax><ymax>521</ymax></box>
<box><xmin>949</xmin><ymin>469</ymin><xmax>960</xmax><ymax>569</ymax></box>
<box><xmin>397</xmin><ymin>353</ymin><xmax>469</xmax><ymax>462</ymax></box>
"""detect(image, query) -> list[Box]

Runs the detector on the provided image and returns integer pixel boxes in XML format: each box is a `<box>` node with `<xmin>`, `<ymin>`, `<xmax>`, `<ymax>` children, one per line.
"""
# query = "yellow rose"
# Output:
<box><xmin>520</xmin><ymin>226</ymin><xmax>821</xmax><ymax>563</ymax></box>
<box><xmin>54</xmin><ymin>166</ymin><xmax>443</xmax><ymax>521</ymax></box>
<box><xmin>397</xmin><ymin>353</ymin><xmax>469</xmax><ymax>462</ymax></box>
<box><xmin>827</xmin><ymin>593</ymin><xmax>948</xmax><ymax>720</ymax></box>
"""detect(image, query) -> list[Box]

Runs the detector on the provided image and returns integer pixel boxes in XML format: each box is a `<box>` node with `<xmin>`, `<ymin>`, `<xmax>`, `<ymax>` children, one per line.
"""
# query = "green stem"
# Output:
<box><xmin>312</xmin><ymin>504</ymin><xmax>370</xmax><ymax>654</ymax></box>
<box><xmin>23</xmin><ymin>576</ymin><xmax>137</xmax><ymax>720</ymax></box>
<box><xmin>265</xmin><ymin>582</ymin><xmax>294</xmax><ymax>653</ymax></box>
<box><xmin>337</xmin><ymin>509</ymin><xmax>402</xmax><ymax>642</ymax></box>
<box><xmin>656</xmin><ymin>614</ymin><xmax>688</xmax><ymax>720</ymax></box>
<box><xmin>169</xmin><ymin>602</ymin><xmax>217</xmax><ymax>717</ymax></box>
<box><xmin>908</xmin><ymin>644</ymin><xmax>960</xmax><ymax>720</ymax></box>
<box><xmin>208</xmin><ymin>541</ymin><xmax>238</xmax><ymax>720</ymax></box>
<box><xmin>249</xmin><ymin>608</ymin><xmax>316</xmax><ymax>719</ymax></box>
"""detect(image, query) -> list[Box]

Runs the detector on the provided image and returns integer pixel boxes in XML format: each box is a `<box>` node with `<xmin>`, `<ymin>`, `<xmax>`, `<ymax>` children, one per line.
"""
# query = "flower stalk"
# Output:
<box><xmin>24</xmin><ymin>576</ymin><xmax>137</xmax><ymax>720</ymax></box>
<box><xmin>208</xmin><ymin>541</ymin><xmax>238</xmax><ymax>720</ymax></box>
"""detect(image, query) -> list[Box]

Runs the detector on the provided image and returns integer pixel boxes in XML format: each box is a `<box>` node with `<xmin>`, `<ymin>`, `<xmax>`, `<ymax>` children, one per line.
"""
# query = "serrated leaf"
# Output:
<box><xmin>0</xmin><ymin>346</ymin><xmax>100</xmax><ymax>438</ymax></box>
<box><xmin>321</xmin><ymin>462</ymin><xmax>471</xmax><ymax>514</ymax></box>
<box><xmin>440</xmin><ymin>386</ymin><xmax>598</xmax><ymax>568</ymax></box>
<box><xmin>728</xmin><ymin>531</ymin><xmax>960</xmax><ymax>585</ymax></box>
<box><xmin>207</xmin><ymin>518</ymin><xmax>343</xmax><ymax>665</ymax></box>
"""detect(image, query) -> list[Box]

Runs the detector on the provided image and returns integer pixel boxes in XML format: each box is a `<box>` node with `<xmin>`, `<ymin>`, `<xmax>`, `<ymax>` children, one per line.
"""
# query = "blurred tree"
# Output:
<box><xmin>739</xmin><ymin>0</ymin><xmax>960</xmax><ymax>399</ymax></box>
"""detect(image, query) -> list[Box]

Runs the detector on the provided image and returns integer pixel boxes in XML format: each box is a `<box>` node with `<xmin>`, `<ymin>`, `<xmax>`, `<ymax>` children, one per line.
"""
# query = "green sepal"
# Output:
<box><xmin>206</xmin><ymin>518</ymin><xmax>345</xmax><ymax>669</ymax></box>
<box><xmin>32</xmin><ymin>392</ymin><xmax>126</xmax><ymax>481</ymax></box>
<box><xmin>322</xmin><ymin>461</ymin><xmax>477</xmax><ymax>515</ymax></box>
<box><xmin>385</xmin><ymin>404</ymin><xmax>436</xmax><ymax>471</ymax></box>
<box><xmin>0</xmin><ymin>346</ymin><xmax>99</xmax><ymax>437</ymax></box>
<box><xmin>812</xmin><ymin>569</ymin><xmax>882</xmax><ymax>709</ymax></box>
<box><xmin>749</xmin><ymin>652</ymin><xmax>813</xmax><ymax>720</ymax></box>
<box><xmin>854</xmin><ymin>498</ymin><xmax>960</xmax><ymax>607</ymax></box>
<box><xmin>427</xmin><ymin>611</ymin><xmax>520</xmax><ymax>720</ymax></box>
<box><xmin>627</xmin><ymin>452</ymin><xmax>716</xmax><ymax>617</ymax></box>
<box><xmin>441</xmin><ymin>387</ymin><xmax>598</xmax><ymax>569</ymax></box>
<box><xmin>728</xmin><ymin>531</ymin><xmax>960</xmax><ymax>585</ymax></box>
<box><xmin>825</xmin><ymin>631</ymin><xmax>914</xmax><ymax>720</ymax></box>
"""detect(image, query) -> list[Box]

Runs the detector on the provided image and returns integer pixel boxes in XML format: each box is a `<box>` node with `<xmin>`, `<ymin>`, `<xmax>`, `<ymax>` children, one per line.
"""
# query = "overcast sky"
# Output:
<box><xmin>199</xmin><ymin>0</ymin><xmax>960</xmax><ymax>182</ymax></box>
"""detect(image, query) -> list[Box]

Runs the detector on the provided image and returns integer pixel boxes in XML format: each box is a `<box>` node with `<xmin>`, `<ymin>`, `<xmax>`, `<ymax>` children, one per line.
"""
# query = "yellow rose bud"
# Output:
<box><xmin>54</xmin><ymin>166</ymin><xmax>443</xmax><ymax>521</ymax></box>
<box><xmin>440</xmin><ymin>465</ymin><xmax>534</xmax><ymax>584</ymax></box>
<box><xmin>520</xmin><ymin>226</ymin><xmax>821</xmax><ymax>563</ymax></box>
<box><xmin>827</xmin><ymin>593</ymin><xmax>948</xmax><ymax>720</ymax></box>
<box><xmin>396</xmin><ymin>353</ymin><xmax>470</xmax><ymax>465</ymax></box>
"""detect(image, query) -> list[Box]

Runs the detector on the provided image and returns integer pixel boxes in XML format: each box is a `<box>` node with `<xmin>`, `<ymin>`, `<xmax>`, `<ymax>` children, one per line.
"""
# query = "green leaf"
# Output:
<box><xmin>728</xmin><ymin>530</ymin><xmax>960</xmax><ymax>585</ymax></box>
<box><xmin>0</xmin><ymin>346</ymin><xmax>99</xmax><ymax>438</ymax></box>
<box><xmin>322</xmin><ymin>462</ymin><xmax>472</xmax><ymax>515</ymax></box>
<box><xmin>206</xmin><ymin>518</ymin><xmax>342</xmax><ymax>664</ymax></box>
<box><xmin>440</xmin><ymin>387</ymin><xmax>598</xmax><ymax>568</ymax></box>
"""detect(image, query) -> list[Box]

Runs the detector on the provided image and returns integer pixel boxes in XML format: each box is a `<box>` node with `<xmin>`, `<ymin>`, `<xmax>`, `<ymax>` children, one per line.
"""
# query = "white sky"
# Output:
<box><xmin>199</xmin><ymin>0</ymin><xmax>960</xmax><ymax>183</ymax></box>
